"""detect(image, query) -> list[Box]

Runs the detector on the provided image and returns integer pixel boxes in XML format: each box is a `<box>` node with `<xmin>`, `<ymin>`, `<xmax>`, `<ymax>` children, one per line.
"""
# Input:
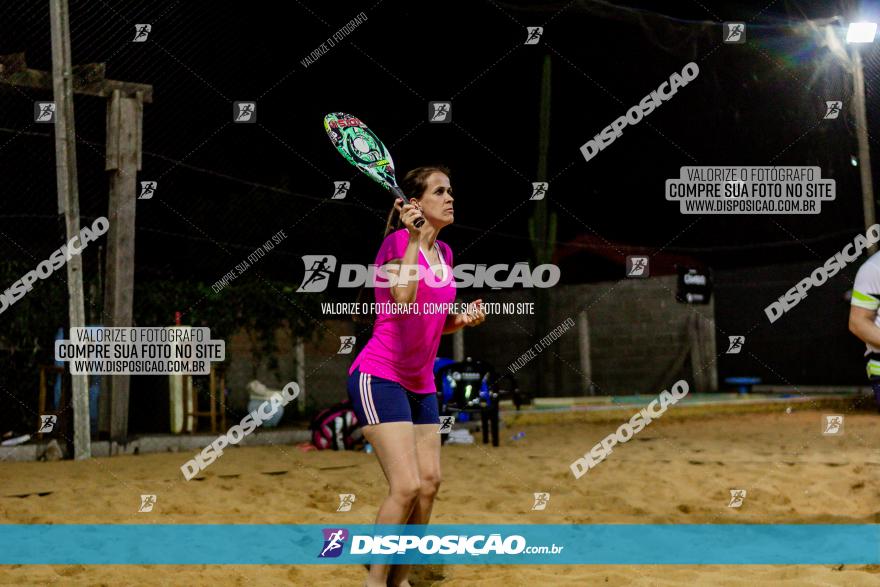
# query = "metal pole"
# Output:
<box><xmin>852</xmin><ymin>47</ymin><xmax>877</xmax><ymax>254</ymax></box>
<box><xmin>532</xmin><ymin>54</ymin><xmax>553</xmax><ymax>395</ymax></box>
<box><xmin>49</xmin><ymin>0</ymin><xmax>90</xmax><ymax>459</ymax></box>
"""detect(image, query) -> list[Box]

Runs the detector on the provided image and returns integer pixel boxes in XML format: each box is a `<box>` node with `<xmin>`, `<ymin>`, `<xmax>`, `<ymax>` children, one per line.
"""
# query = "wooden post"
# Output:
<box><xmin>688</xmin><ymin>314</ymin><xmax>702</xmax><ymax>390</ymax></box>
<box><xmin>688</xmin><ymin>312</ymin><xmax>718</xmax><ymax>392</ymax></box>
<box><xmin>209</xmin><ymin>366</ymin><xmax>217</xmax><ymax>432</ymax></box>
<box><xmin>49</xmin><ymin>0</ymin><xmax>90</xmax><ymax>459</ymax></box>
<box><xmin>295</xmin><ymin>337</ymin><xmax>306</xmax><ymax>409</ymax></box>
<box><xmin>104</xmin><ymin>89</ymin><xmax>143</xmax><ymax>442</ymax></box>
<box><xmin>37</xmin><ymin>367</ymin><xmax>47</xmax><ymax>439</ymax></box>
<box><xmin>577</xmin><ymin>310</ymin><xmax>593</xmax><ymax>395</ymax></box>
<box><xmin>1</xmin><ymin>49</ymin><xmax>151</xmax><ymax>449</ymax></box>
<box><xmin>701</xmin><ymin>311</ymin><xmax>719</xmax><ymax>391</ymax></box>
<box><xmin>452</xmin><ymin>329</ymin><xmax>464</xmax><ymax>362</ymax></box>
<box><xmin>218</xmin><ymin>367</ymin><xmax>227</xmax><ymax>431</ymax></box>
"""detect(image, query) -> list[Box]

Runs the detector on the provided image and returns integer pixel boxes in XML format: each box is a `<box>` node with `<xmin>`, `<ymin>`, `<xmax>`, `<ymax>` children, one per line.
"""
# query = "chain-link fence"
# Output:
<box><xmin>1</xmin><ymin>1</ymin><xmax>879</xmax><ymax>435</ymax></box>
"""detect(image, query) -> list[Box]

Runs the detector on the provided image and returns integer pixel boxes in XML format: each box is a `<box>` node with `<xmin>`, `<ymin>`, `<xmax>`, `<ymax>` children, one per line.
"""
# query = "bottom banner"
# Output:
<box><xmin>1</xmin><ymin>524</ymin><xmax>877</xmax><ymax>564</ymax></box>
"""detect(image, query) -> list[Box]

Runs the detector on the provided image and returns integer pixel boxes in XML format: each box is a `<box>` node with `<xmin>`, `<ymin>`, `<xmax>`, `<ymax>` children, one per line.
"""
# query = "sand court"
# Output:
<box><xmin>2</xmin><ymin>409</ymin><xmax>878</xmax><ymax>585</ymax></box>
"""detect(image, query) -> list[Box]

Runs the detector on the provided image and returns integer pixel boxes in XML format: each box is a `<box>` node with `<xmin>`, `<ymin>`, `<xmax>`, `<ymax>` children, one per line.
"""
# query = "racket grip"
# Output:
<box><xmin>391</xmin><ymin>186</ymin><xmax>425</xmax><ymax>228</ymax></box>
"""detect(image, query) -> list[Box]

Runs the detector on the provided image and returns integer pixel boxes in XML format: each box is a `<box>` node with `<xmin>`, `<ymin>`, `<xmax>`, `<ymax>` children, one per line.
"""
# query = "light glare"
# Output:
<box><xmin>846</xmin><ymin>22</ymin><xmax>877</xmax><ymax>43</ymax></box>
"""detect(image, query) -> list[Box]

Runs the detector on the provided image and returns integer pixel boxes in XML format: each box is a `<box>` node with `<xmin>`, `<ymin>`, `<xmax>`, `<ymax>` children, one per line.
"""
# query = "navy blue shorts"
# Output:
<box><xmin>870</xmin><ymin>375</ymin><xmax>880</xmax><ymax>407</ymax></box>
<box><xmin>347</xmin><ymin>367</ymin><xmax>440</xmax><ymax>426</ymax></box>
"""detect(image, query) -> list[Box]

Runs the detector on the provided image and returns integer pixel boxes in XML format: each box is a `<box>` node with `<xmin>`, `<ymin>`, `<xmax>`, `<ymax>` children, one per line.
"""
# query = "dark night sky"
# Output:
<box><xmin>1</xmin><ymin>0</ymin><xmax>879</xmax><ymax>290</ymax></box>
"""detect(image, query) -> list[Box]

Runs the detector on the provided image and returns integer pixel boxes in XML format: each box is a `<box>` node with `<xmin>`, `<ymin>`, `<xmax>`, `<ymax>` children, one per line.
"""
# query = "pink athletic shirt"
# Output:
<box><xmin>349</xmin><ymin>229</ymin><xmax>456</xmax><ymax>393</ymax></box>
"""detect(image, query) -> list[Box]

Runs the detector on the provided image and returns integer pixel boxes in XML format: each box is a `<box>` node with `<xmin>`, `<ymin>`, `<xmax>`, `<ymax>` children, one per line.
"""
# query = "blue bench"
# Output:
<box><xmin>724</xmin><ymin>376</ymin><xmax>762</xmax><ymax>395</ymax></box>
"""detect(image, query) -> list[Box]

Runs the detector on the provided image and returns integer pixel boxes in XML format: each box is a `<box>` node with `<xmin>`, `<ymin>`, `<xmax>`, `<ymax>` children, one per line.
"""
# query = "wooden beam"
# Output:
<box><xmin>72</xmin><ymin>62</ymin><xmax>105</xmax><ymax>84</ymax></box>
<box><xmin>0</xmin><ymin>53</ymin><xmax>152</xmax><ymax>102</ymax></box>
<box><xmin>0</xmin><ymin>52</ymin><xmax>27</xmax><ymax>75</ymax></box>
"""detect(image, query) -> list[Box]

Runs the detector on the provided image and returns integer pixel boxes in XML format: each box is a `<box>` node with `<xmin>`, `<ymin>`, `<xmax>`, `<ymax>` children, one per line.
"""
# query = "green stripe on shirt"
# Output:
<box><xmin>852</xmin><ymin>289</ymin><xmax>880</xmax><ymax>310</ymax></box>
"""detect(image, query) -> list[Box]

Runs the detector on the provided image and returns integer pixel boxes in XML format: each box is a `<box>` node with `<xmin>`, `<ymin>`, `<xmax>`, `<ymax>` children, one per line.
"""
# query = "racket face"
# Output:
<box><xmin>324</xmin><ymin>112</ymin><xmax>398</xmax><ymax>191</ymax></box>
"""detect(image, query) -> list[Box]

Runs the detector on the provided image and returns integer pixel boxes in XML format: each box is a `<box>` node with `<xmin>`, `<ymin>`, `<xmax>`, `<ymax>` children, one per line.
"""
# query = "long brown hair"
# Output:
<box><xmin>382</xmin><ymin>165</ymin><xmax>451</xmax><ymax>237</ymax></box>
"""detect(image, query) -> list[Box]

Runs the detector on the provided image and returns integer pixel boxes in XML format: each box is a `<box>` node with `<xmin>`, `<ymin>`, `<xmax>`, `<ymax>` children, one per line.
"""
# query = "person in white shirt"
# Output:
<box><xmin>848</xmin><ymin>251</ymin><xmax>880</xmax><ymax>409</ymax></box>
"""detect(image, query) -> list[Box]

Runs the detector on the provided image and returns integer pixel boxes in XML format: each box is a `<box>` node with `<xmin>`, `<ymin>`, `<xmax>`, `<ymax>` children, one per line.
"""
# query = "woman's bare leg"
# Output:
<box><xmin>361</xmin><ymin>422</ymin><xmax>421</xmax><ymax>587</ymax></box>
<box><xmin>388</xmin><ymin>423</ymin><xmax>442</xmax><ymax>587</ymax></box>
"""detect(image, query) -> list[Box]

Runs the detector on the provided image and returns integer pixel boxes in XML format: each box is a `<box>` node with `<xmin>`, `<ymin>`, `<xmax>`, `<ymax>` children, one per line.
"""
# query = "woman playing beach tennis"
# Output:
<box><xmin>347</xmin><ymin>166</ymin><xmax>486</xmax><ymax>587</ymax></box>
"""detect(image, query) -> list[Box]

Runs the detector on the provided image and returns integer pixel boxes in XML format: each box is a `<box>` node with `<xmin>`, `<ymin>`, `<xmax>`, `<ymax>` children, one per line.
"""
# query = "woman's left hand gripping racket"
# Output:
<box><xmin>324</xmin><ymin>112</ymin><xmax>424</xmax><ymax>228</ymax></box>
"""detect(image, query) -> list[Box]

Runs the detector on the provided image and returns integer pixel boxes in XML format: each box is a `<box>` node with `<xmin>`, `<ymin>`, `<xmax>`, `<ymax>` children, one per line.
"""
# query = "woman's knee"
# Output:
<box><xmin>419</xmin><ymin>471</ymin><xmax>442</xmax><ymax>498</ymax></box>
<box><xmin>390</xmin><ymin>477</ymin><xmax>422</xmax><ymax>504</ymax></box>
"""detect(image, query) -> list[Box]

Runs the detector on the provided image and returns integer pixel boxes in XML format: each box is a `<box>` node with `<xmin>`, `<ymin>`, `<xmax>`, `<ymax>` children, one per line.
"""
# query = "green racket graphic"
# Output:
<box><xmin>324</xmin><ymin>112</ymin><xmax>424</xmax><ymax>228</ymax></box>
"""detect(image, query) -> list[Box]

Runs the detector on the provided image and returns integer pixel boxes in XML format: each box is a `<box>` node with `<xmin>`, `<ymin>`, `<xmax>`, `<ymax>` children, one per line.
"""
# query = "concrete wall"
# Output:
<box><xmin>224</xmin><ymin>319</ymin><xmax>356</xmax><ymax>413</ymax></box>
<box><xmin>458</xmin><ymin>276</ymin><xmax>716</xmax><ymax>396</ymax></box>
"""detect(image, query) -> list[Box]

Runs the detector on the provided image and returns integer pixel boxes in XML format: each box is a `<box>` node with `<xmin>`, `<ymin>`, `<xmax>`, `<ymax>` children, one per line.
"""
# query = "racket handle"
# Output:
<box><xmin>391</xmin><ymin>186</ymin><xmax>425</xmax><ymax>228</ymax></box>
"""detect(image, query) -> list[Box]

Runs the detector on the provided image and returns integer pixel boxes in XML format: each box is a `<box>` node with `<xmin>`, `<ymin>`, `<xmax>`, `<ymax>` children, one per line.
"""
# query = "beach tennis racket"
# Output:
<box><xmin>324</xmin><ymin>112</ymin><xmax>424</xmax><ymax>228</ymax></box>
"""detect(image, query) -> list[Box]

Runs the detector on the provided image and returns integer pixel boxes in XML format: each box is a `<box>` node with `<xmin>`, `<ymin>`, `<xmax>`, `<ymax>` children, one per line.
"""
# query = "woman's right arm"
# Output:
<box><xmin>849</xmin><ymin>305</ymin><xmax>880</xmax><ymax>347</ymax></box>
